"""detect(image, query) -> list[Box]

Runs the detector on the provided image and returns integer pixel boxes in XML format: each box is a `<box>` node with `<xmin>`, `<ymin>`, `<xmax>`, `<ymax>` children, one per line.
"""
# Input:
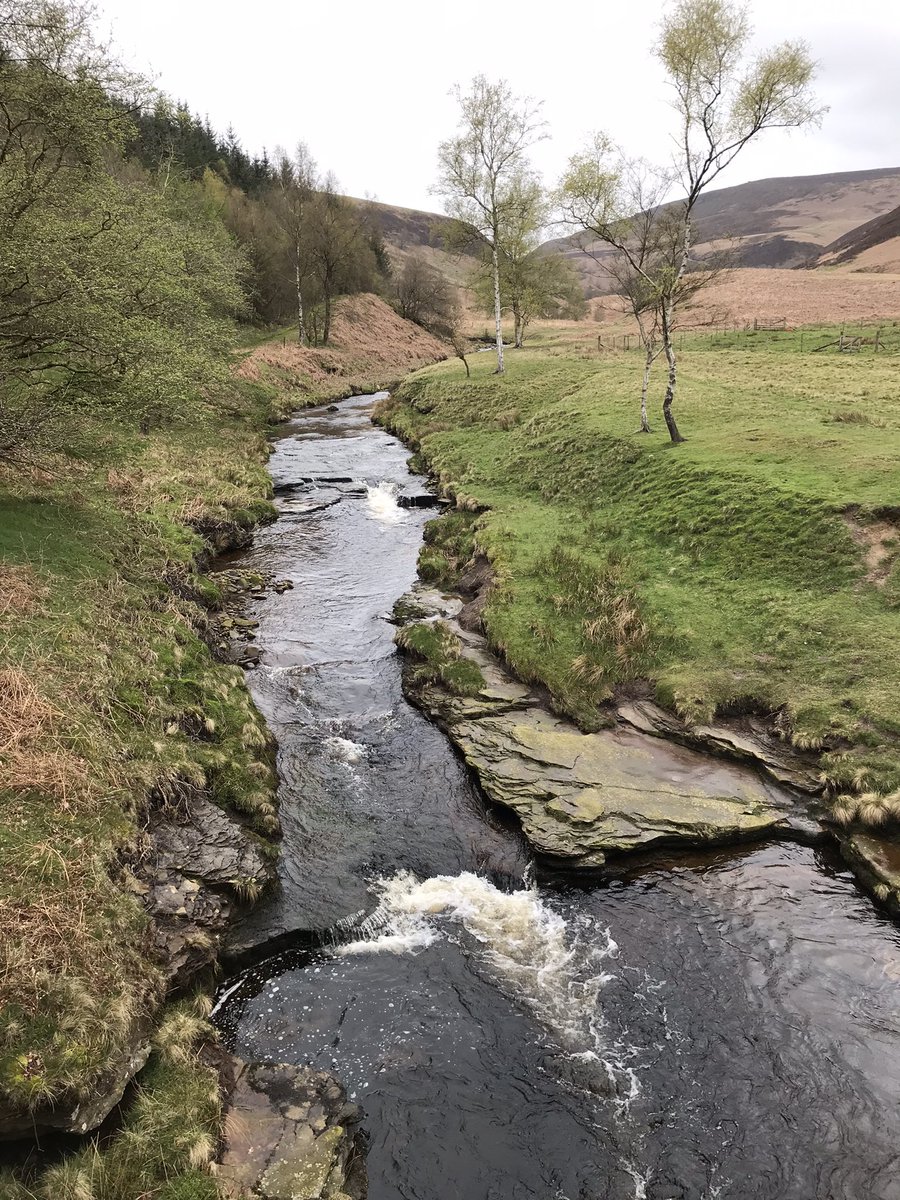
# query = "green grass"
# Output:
<box><xmin>378</xmin><ymin>324</ymin><xmax>900</xmax><ymax>792</ymax></box>
<box><xmin>396</xmin><ymin>620</ymin><xmax>486</xmax><ymax>697</ymax></box>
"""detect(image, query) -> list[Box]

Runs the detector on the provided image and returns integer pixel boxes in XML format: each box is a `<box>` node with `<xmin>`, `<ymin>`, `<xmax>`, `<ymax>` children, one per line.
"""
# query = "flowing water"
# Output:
<box><xmin>215</xmin><ymin>394</ymin><xmax>900</xmax><ymax>1200</ymax></box>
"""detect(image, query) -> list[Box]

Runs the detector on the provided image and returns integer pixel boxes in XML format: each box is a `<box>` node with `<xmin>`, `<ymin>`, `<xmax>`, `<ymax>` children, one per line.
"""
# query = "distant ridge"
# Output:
<box><xmin>353</xmin><ymin>167</ymin><xmax>900</xmax><ymax>294</ymax></box>
<box><xmin>542</xmin><ymin>165</ymin><xmax>900</xmax><ymax>293</ymax></box>
<box><xmin>816</xmin><ymin>202</ymin><xmax>900</xmax><ymax>272</ymax></box>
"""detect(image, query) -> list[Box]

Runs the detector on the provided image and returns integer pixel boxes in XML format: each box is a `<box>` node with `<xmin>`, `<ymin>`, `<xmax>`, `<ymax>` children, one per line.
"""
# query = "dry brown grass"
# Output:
<box><xmin>0</xmin><ymin>668</ymin><xmax>88</xmax><ymax>803</ymax></box>
<box><xmin>236</xmin><ymin>292</ymin><xmax>448</xmax><ymax>394</ymax></box>
<box><xmin>670</xmin><ymin>268</ymin><xmax>900</xmax><ymax>327</ymax></box>
<box><xmin>832</xmin><ymin>790</ymin><xmax>900</xmax><ymax>828</ymax></box>
<box><xmin>0</xmin><ymin>564</ymin><xmax>46</xmax><ymax>620</ymax></box>
<box><xmin>579</xmin><ymin>268</ymin><xmax>900</xmax><ymax>332</ymax></box>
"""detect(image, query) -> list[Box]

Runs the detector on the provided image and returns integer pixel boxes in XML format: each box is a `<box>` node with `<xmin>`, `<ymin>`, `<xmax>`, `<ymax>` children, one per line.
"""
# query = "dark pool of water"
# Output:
<box><xmin>216</xmin><ymin>395</ymin><xmax>900</xmax><ymax>1200</ymax></box>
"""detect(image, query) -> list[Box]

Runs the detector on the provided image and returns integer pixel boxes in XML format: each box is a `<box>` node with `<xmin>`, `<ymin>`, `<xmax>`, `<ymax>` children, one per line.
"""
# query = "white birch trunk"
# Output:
<box><xmin>659</xmin><ymin>210</ymin><xmax>692</xmax><ymax>443</ymax></box>
<box><xmin>640</xmin><ymin>350</ymin><xmax>653</xmax><ymax>433</ymax></box>
<box><xmin>295</xmin><ymin>245</ymin><xmax>306</xmax><ymax>348</ymax></box>
<box><xmin>492</xmin><ymin>243</ymin><xmax>505</xmax><ymax>374</ymax></box>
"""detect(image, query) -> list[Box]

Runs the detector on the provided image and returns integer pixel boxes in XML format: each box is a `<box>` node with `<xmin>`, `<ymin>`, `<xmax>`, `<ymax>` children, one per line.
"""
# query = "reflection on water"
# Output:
<box><xmin>217</xmin><ymin>396</ymin><xmax>900</xmax><ymax>1200</ymax></box>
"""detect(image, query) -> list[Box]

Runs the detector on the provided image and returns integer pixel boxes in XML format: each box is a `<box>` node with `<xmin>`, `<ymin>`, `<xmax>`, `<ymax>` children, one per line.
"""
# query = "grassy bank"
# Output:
<box><xmin>378</xmin><ymin>324</ymin><xmax>900</xmax><ymax>805</ymax></box>
<box><xmin>0</xmin><ymin>377</ymin><xmax>277</xmax><ymax>1195</ymax></box>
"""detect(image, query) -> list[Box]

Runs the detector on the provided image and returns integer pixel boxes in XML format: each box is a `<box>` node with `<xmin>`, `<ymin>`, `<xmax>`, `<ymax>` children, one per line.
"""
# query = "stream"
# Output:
<box><xmin>214</xmin><ymin>394</ymin><xmax>900</xmax><ymax>1200</ymax></box>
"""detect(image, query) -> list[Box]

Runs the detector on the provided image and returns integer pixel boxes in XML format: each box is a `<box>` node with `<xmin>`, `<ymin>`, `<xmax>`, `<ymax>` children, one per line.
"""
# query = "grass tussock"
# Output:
<box><xmin>380</xmin><ymin>322</ymin><xmax>900</xmax><ymax>777</ymax></box>
<box><xmin>396</xmin><ymin>620</ymin><xmax>486</xmax><ymax>697</ymax></box>
<box><xmin>826</xmin><ymin>409</ymin><xmax>886</xmax><ymax>427</ymax></box>
<box><xmin>831</xmin><ymin>790</ymin><xmax>900</xmax><ymax>829</ymax></box>
<box><xmin>5</xmin><ymin>996</ymin><xmax>223</xmax><ymax>1200</ymax></box>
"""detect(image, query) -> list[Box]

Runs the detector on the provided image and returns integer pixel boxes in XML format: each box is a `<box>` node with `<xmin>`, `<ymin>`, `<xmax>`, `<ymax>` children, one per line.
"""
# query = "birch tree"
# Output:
<box><xmin>560</xmin><ymin>148</ymin><xmax>669</xmax><ymax>432</ymax></box>
<box><xmin>560</xmin><ymin>3</ymin><xmax>822</xmax><ymax>442</ymax></box>
<box><xmin>560</xmin><ymin>150</ymin><xmax>707</xmax><ymax>434</ymax></box>
<box><xmin>654</xmin><ymin>0</ymin><xmax>823</xmax><ymax>441</ymax></box>
<box><xmin>274</xmin><ymin>142</ymin><xmax>318</xmax><ymax>346</ymax></box>
<box><xmin>434</xmin><ymin>76</ymin><xmax>545</xmax><ymax>374</ymax></box>
<box><xmin>479</xmin><ymin>170</ymin><xmax>583</xmax><ymax>349</ymax></box>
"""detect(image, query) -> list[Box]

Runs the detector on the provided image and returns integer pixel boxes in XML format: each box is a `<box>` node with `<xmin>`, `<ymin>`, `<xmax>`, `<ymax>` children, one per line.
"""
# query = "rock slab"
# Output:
<box><xmin>401</xmin><ymin>615</ymin><xmax>811</xmax><ymax>868</ymax></box>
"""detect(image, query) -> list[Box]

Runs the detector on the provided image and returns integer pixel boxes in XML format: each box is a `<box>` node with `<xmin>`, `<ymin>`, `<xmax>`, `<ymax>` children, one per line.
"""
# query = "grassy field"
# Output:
<box><xmin>378</xmin><ymin>322</ymin><xmax>900</xmax><ymax>804</ymax></box>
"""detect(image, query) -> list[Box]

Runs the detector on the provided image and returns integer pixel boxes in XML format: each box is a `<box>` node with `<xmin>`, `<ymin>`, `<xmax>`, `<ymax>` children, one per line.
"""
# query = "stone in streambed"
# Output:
<box><xmin>839</xmin><ymin>832</ymin><xmax>900</xmax><ymax>917</ymax></box>
<box><xmin>216</xmin><ymin>1059</ymin><xmax>365</xmax><ymax>1200</ymax></box>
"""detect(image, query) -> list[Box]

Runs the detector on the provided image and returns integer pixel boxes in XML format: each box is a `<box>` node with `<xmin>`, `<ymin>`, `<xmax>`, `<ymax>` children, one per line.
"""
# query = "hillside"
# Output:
<box><xmin>355</xmin><ymin>197</ymin><xmax>481</xmax><ymax>285</ymax></box>
<box><xmin>546</xmin><ymin>166</ymin><xmax>900</xmax><ymax>294</ymax></box>
<box><xmin>817</xmin><ymin>203</ymin><xmax>900</xmax><ymax>273</ymax></box>
<box><xmin>237</xmin><ymin>292</ymin><xmax>449</xmax><ymax>399</ymax></box>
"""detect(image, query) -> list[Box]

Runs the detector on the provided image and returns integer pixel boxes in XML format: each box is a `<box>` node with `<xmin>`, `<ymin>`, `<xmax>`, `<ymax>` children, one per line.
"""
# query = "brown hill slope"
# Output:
<box><xmin>354</xmin><ymin>198</ymin><xmax>480</xmax><ymax>285</ymax></box>
<box><xmin>546</xmin><ymin>166</ymin><xmax>900</xmax><ymax>294</ymax></box>
<box><xmin>237</xmin><ymin>293</ymin><xmax>448</xmax><ymax>400</ymax></box>
<box><xmin>816</xmin><ymin>203</ymin><xmax>900</xmax><ymax>273</ymax></box>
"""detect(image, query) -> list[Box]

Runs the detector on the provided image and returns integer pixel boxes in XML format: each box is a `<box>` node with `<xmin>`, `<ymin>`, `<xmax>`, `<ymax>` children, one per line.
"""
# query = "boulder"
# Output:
<box><xmin>216</xmin><ymin>1059</ymin><xmax>366</xmax><ymax>1200</ymax></box>
<box><xmin>450</xmin><ymin>708</ymin><xmax>800</xmax><ymax>867</ymax></box>
<box><xmin>0</xmin><ymin>1025</ymin><xmax>152</xmax><ymax>1139</ymax></box>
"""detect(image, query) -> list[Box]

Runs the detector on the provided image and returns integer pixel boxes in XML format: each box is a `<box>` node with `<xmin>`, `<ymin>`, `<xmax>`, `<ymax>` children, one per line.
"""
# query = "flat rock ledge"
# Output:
<box><xmin>840</xmin><ymin>833</ymin><xmax>900</xmax><ymax>919</ymax></box>
<box><xmin>215</xmin><ymin>1059</ymin><xmax>366</xmax><ymax>1200</ymax></box>
<box><xmin>396</xmin><ymin>597</ymin><xmax>817</xmax><ymax>868</ymax></box>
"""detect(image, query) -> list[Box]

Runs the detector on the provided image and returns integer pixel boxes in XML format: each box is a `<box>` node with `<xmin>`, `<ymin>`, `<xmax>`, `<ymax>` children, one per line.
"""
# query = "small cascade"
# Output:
<box><xmin>337</xmin><ymin>871</ymin><xmax>636</xmax><ymax>1095</ymax></box>
<box><xmin>365</xmin><ymin>479</ymin><xmax>403</xmax><ymax>523</ymax></box>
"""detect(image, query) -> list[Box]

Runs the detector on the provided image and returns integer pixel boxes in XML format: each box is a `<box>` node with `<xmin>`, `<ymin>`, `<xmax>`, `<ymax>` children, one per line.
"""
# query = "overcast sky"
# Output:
<box><xmin>95</xmin><ymin>0</ymin><xmax>900</xmax><ymax>212</ymax></box>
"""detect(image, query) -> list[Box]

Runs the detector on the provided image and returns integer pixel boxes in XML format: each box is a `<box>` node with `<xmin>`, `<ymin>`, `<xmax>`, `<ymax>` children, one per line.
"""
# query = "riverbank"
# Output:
<box><xmin>0</xmin><ymin>295</ymin><xmax>447</xmax><ymax>1196</ymax></box>
<box><xmin>236</xmin><ymin>292</ymin><xmax>448</xmax><ymax>412</ymax></box>
<box><xmin>376</xmin><ymin>326</ymin><xmax>900</xmax><ymax>900</ymax></box>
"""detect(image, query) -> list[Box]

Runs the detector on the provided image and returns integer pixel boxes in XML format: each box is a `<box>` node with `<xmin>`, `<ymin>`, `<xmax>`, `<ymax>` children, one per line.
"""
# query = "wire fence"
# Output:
<box><xmin>597</xmin><ymin>320</ymin><xmax>900</xmax><ymax>355</ymax></box>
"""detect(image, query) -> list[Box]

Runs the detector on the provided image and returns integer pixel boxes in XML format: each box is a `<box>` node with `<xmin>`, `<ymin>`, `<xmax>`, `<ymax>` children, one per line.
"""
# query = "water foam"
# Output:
<box><xmin>365</xmin><ymin>480</ymin><xmax>403</xmax><ymax>524</ymax></box>
<box><xmin>324</xmin><ymin>735</ymin><xmax>368</xmax><ymax>765</ymax></box>
<box><xmin>338</xmin><ymin>871</ymin><xmax>627</xmax><ymax>1083</ymax></box>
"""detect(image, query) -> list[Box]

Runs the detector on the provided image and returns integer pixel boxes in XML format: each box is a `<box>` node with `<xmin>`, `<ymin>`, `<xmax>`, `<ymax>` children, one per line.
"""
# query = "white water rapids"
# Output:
<box><xmin>365</xmin><ymin>480</ymin><xmax>403</xmax><ymax>524</ymax></box>
<box><xmin>338</xmin><ymin>871</ymin><xmax>639</xmax><ymax>1100</ymax></box>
